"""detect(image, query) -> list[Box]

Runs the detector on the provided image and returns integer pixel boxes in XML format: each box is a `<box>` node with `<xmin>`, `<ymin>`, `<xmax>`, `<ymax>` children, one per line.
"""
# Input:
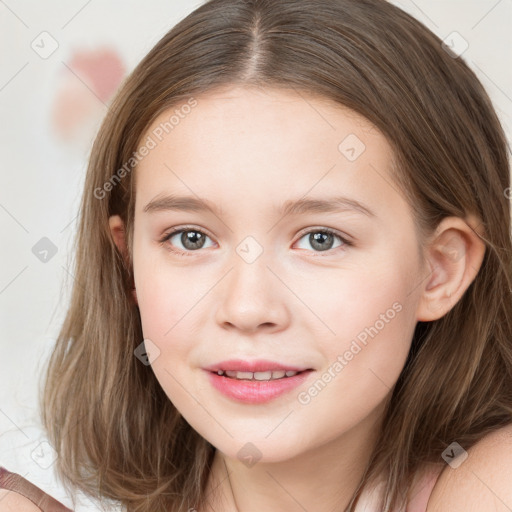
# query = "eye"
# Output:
<box><xmin>159</xmin><ymin>226</ymin><xmax>353</xmax><ymax>257</ymax></box>
<box><xmin>294</xmin><ymin>227</ymin><xmax>352</xmax><ymax>253</ymax></box>
<box><xmin>160</xmin><ymin>227</ymin><xmax>215</xmax><ymax>256</ymax></box>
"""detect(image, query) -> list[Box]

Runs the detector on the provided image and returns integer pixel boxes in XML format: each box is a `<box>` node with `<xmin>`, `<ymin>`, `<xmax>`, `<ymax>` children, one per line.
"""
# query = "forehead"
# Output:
<box><xmin>134</xmin><ymin>85</ymin><xmax>401</xmax><ymax>218</ymax></box>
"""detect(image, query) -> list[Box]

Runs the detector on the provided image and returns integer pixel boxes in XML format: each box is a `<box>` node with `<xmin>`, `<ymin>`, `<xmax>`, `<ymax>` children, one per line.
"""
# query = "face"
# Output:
<box><xmin>130</xmin><ymin>85</ymin><xmax>427</xmax><ymax>462</ymax></box>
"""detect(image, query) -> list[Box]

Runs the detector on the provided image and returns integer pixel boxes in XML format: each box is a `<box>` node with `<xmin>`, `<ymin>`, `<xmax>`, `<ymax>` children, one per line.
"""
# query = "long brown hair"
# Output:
<box><xmin>41</xmin><ymin>0</ymin><xmax>512</xmax><ymax>510</ymax></box>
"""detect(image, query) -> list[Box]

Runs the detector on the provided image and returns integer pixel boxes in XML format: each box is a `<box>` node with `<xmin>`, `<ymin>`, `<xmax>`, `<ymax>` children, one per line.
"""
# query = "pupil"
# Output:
<box><xmin>182</xmin><ymin>231</ymin><xmax>205</xmax><ymax>250</ymax></box>
<box><xmin>310</xmin><ymin>232</ymin><xmax>333</xmax><ymax>251</ymax></box>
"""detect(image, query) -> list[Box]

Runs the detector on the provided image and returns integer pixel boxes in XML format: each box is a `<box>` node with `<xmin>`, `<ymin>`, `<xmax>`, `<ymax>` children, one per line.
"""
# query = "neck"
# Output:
<box><xmin>201</xmin><ymin>401</ymin><xmax>387</xmax><ymax>512</ymax></box>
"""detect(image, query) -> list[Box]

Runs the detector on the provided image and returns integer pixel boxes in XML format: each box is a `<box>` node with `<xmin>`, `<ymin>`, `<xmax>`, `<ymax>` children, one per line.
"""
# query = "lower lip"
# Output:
<box><xmin>205</xmin><ymin>370</ymin><xmax>313</xmax><ymax>404</ymax></box>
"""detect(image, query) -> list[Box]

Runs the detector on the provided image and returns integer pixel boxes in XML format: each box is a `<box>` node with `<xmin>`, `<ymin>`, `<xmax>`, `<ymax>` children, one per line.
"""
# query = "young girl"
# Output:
<box><xmin>2</xmin><ymin>0</ymin><xmax>511</xmax><ymax>510</ymax></box>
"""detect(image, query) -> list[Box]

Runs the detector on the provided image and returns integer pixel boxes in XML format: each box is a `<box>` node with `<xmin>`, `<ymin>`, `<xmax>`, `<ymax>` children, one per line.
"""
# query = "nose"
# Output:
<box><xmin>214</xmin><ymin>249</ymin><xmax>290</xmax><ymax>334</ymax></box>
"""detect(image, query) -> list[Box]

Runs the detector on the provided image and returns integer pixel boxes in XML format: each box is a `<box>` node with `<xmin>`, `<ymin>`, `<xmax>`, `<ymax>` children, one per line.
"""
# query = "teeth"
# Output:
<box><xmin>217</xmin><ymin>370</ymin><xmax>300</xmax><ymax>380</ymax></box>
<box><xmin>227</xmin><ymin>371</ymin><xmax>253</xmax><ymax>379</ymax></box>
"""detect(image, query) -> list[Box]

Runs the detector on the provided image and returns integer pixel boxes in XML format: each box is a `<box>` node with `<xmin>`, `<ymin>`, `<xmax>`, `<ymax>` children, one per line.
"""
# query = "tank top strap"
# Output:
<box><xmin>0</xmin><ymin>466</ymin><xmax>72</xmax><ymax>511</ymax></box>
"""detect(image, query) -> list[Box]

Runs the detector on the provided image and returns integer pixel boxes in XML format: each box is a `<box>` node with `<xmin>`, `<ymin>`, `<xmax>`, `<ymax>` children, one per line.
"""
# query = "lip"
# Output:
<box><xmin>204</xmin><ymin>368</ymin><xmax>314</xmax><ymax>404</ymax></box>
<box><xmin>202</xmin><ymin>359</ymin><xmax>312</xmax><ymax>373</ymax></box>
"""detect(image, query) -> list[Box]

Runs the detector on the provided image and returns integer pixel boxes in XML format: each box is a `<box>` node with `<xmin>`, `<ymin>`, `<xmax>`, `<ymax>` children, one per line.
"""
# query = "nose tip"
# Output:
<box><xmin>214</xmin><ymin>259</ymin><xmax>290</xmax><ymax>334</ymax></box>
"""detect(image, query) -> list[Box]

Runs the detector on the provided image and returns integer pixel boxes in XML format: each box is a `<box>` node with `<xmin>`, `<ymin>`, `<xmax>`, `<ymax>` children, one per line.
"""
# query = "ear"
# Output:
<box><xmin>109</xmin><ymin>215</ymin><xmax>137</xmax><ymax>305</ymax></box>
<box><xmin>109</xmin><ymin>215</ymin><xmax>129</xmax><ymax>261</ymax></box>
<box><xmin>416</xmin><ymin>214</ymin><xmax>486</xmax><ymax>322</ymax></box>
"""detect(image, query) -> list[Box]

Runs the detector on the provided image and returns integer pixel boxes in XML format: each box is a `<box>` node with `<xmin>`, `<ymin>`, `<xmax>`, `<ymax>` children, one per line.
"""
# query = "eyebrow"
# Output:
<box><xmin>143</xmin><ymin>194</ymin><xmax>376</xmax><ymax>218</ymax></box>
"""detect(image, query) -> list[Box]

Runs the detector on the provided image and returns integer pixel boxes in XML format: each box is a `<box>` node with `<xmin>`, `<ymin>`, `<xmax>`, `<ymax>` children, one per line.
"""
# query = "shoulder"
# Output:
<box><xmin>0</xmin><ymin>489</ymin><xmax>41</xmax><ymax>511</ymax></box>
<box><xmin>427</xmin><ymin>423</ymin><xmax>512</xmax><ymax>511</ymax></box>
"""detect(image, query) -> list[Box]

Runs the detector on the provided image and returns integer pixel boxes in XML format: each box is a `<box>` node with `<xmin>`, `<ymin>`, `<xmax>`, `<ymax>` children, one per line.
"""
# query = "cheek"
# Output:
<box><xmin>300</xmin><ymin>255</ymin><xmax>420</xmax><ymax>402</ymax></box>
<box><xmin>133</xmin><ymin>262</ymin><xmax>203</xmax><ymax>410</ymax></box>
<box><xmin>293</xmin><ymin>252</ymin><xmax>418</xmax><ymax>350</ymax></box>
<box><xmin>134</xmin><ymin>272</ymin><xmax>174</xmax><ymax>339</ymax></box>
<box><xmin>135</xmin><ymin>270</ymin><xmax>196</xmax><ymax>348</ymax></box>
<box><xmin>132</xmin><ymin>248</ymin><xmax>217</xmax><ymax>378</ymax></box>
<box><xmin>294</xmin><ymin>278</ymin><xmax>416</xmax><ymax>449</ymax></box>
<box><xmin>132</xmin><ymin>234</ymin><xmax>196</xmax><ymax>339</ymax></box>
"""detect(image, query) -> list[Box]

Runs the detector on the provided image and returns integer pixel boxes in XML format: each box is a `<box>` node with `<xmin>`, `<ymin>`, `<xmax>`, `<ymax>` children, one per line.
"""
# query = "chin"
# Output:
<box><xmin>208</xmin><ymin>434</ymin><xmax>306</xmax><ymax>465</ymax></box>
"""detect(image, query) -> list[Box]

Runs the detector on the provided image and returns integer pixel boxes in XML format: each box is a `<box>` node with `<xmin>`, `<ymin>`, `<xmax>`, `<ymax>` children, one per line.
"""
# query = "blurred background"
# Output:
<box><xmin>0</xmin><ymin>0</ymin><xmax>511</xmax><ymax>510</ymax></box>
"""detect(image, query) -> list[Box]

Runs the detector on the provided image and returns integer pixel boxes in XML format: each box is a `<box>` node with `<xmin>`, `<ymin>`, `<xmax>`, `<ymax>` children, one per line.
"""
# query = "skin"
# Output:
<box><xmin>0</xmin><ymin>490</ymin><xmax>42</xmax><ymax>512</ymax></box>
<box><xmin>109</xmin><ymin>85</ymin><xmax>486</xmax><ymax>511</ymax></box>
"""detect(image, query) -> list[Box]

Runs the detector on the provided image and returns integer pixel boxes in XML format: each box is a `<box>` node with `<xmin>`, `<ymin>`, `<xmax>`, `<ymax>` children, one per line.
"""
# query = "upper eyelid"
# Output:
<box><xmin>162</xmin><ymin>225</ymin><xmax>216</xmax><ymax>242</ymax></box>
<box><xmin>295</xmin><ymin>226</ymin><xmax>349</xmax><ymax>239</ymax></box>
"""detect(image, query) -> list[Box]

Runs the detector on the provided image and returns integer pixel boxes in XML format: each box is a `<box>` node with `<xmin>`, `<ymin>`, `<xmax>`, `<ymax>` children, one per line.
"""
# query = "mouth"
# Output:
<box><xmin>202</xmin><ymin>359</ymin><xmax>314</xmax><ymax>402</ymax></box>
<box><xmin>203</xmin><ymin>358</ymin><xmax>313</xmax><ymax>376</ymax></box>
<box><xmin>205</xmin><ymin>368</ymin><xmax>315</xmax><ymax>403</ymax></box>
<box><xmin>211</xmin><ymin>369</ymin><xmax>312</xmax><ymax>381</ymax></box>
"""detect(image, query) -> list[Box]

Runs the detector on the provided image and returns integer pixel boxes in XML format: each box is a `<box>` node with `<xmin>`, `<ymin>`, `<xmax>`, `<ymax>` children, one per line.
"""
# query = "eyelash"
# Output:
<box><xmin>159</xmin><ymin>226</ymin><xmax>353</xmax><ymax>258</ymax></box>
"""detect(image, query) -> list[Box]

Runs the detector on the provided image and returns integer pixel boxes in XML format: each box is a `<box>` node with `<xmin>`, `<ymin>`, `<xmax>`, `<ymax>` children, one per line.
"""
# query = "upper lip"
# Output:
<box><xmin>203</xmin><ymin>359</ymin><xmax>313</xmax><ymax>373</ymax></box>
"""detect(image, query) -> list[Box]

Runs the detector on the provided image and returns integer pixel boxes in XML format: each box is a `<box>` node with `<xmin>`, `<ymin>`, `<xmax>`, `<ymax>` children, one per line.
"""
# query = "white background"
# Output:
<box><xmin>0</xmin><ymin>1</ymin><xmax>511</xmax><ymax>510</ymax></box>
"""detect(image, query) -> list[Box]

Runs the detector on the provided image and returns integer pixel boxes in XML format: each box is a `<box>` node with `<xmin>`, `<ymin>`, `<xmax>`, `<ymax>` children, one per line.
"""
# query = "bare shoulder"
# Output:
<box><xmin>0</xmin><ymin>488</ymin><xmax>42</xmax><ymax>511</ymax></box>
<box><xmin>427</xmin><ymin>423</ymin><xmax>512</xmax><ymax>511</ymax></box>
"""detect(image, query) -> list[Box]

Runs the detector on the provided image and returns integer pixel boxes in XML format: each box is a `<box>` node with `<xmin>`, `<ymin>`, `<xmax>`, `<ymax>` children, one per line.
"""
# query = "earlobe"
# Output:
<box><xmin>416</xmin><ymin>215</ymin><xmax>486</xmax><ymax>322</ymax></box>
